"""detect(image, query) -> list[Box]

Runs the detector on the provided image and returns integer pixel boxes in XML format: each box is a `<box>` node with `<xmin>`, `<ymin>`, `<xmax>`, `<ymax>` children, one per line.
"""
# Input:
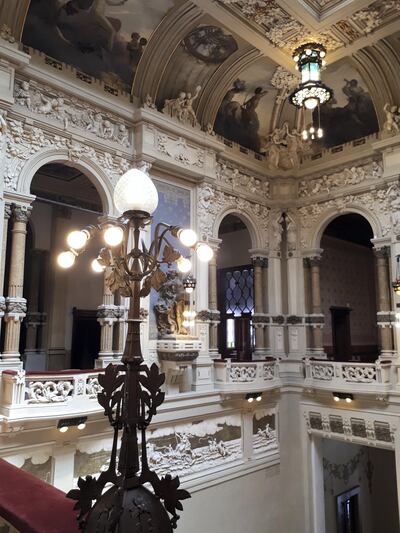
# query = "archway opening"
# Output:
<box><xmin>320</xmin><ymin>213</ymin><xmax>378</xmax><ymax>362</ymax></box>
<box><xmin>217</xmin><ymin>214</ymin><xmax>254</xmax><ymax>360</ymax></box>
<box><xmin>22</xmin><ymin>163</ymin><xmax>105</xmax><ymax>371</ymax></box>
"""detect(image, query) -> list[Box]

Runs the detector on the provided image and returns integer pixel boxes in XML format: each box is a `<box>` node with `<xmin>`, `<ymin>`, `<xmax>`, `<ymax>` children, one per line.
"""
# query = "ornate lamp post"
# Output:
<box><xmin>58</xmin><ymin>168</ymin><xmax>213</xmax><ymax>531</ymax></box>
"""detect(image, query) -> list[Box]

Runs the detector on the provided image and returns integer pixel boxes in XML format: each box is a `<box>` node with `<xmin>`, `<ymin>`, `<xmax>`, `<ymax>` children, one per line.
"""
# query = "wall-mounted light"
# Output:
<box><xmin>246</xmin><ymin>392</ymin><xmax>262</xmax><ymax>403</ymax></box>
<box><xmin>332</xmin><ymin>392</ymin><xmax>353</xmax><ymax>404</ymax></box>
<box><xmin>57</xmin><ymin>416</ymin><xmax>88</xmax><ymax>433</ymax></box>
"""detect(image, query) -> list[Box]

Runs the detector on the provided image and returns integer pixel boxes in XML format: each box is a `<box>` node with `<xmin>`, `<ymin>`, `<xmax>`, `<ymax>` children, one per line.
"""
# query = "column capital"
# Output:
<box><xmin>4</xmin><ymin>203</ymin><xmax>12</xmax><ymax>220</ymax></box>
<box><xmin>12</xmin><ymin>205</ymin><xmax>32</xmax><ymax>223</ymax></box>
<box><xmin>374</xmin><ymin>245</ymin><xmax>390</xmax><ymax>259</ymax></box>
<box><xmin>309</xmin><ymin>256</ymin><xmax>322</xmax><ymax>268</ymax></box>
<box><xmin>252</xmin><ymin>256</ymin><xmax>264</xmax><ymax>268</ymax></box>
<box><xmin>208</xmin><ymin>237</ymin><xmax>222</xmax><ymax>252</ymax></box>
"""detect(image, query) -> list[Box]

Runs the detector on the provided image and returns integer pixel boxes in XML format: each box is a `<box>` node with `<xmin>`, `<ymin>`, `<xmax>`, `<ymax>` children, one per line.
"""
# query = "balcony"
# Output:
<box><xmin>0</xmin><ymin>369</ymin><xmax>104</xmax><ymax>419</ymax></box>
<box><xmin>303</xmin><ymin>358</ymin><xmax>393</xmax><ymax>395</ymax></box>
<box><xmin>214</xmin><ymin>358</ymin><xmax>280</xmax><ymax>393</ymax></box>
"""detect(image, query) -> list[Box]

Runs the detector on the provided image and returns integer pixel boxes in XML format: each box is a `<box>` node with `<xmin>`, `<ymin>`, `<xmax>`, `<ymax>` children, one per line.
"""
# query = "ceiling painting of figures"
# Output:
<box><xmin>213</xmin><ymin>58</ymin><xmax>282</xmax><ymax>153</ymax></box>
<box><xmin>312</xmin><ymin>59</ymin><xmax>379</xmax><ymax>149</ymax></box>
<box><xmin>22</xmin><ymin>0</ymin><xmax>175</xmax><ymax>91</ymax></box>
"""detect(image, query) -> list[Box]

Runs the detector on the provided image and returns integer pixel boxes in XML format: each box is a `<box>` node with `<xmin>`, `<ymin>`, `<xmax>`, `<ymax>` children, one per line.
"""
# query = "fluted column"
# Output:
<box><xmin>262</xmin><ymin>258</ymin><xmax>270</xmax><ymax>353</ymax></box>
<box><xmin>308</xmin><ymin>255</ymin><xmax>325</xmax><ymax>356</ymax></box>
<box><xmin>375</xmin><ymin>246</ymin><xmax>394</xmax><ymax>356</ymax></box>
<box><xmin>3</xmin><ymin>205</ymin><xmax>31</xmax><ymax>361</ymax></box>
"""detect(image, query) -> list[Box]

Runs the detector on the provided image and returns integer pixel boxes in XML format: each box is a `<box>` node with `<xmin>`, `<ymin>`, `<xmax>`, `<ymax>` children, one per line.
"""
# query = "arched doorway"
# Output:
<box><xmin>217</xmin><ymin>214</ymin><xmax>254</xmax><ymax>360</ymax></box>
<box><xmin>319</xmin><ymin>214</ymin><xmax>378</xmax><ymax>362</ymax></box>
<box><xmin>23</xmin><ymin>163</ymin><xmax>105</xmax><ymax>370</ymax></box>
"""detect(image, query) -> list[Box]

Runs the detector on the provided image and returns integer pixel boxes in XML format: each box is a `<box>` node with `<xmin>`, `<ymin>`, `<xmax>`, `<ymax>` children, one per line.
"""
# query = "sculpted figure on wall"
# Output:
<box><xmin>383</xmin><ymin>103</ymin><xmax>400</xmax><ymax>135</ymax></box>
<box><xmin>162</xmin><ymin>86</ymin><xmax>202</xmax><ymax>127</ymax></box>
<box><xmin>13</xmin><ymin>79</ymin><xmax>131</xmax><ymax>146</ymax></box>
<box><xmin>154</xmin><ymin>269</ymin><xmax>187</xmax><ymax>337</ymax></box>
<box><xmin>262</xmin><ymin>122</ymin><xmax>310</xmax><ymax>170</ymax></box>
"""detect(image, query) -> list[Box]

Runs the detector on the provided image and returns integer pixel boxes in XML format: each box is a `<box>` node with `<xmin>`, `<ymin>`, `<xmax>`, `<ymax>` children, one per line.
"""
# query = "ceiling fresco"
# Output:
<box><xmin>156</xmin><ymin>20</ymin><xmax>243</xmax><ymax>108</ymax></box>
<box><xmin>22</xmin><ymin>0</ymin><xmax>175</xmax><ymax>91</ymax></box>
<box><xmin>18</xmin><ymin>0</ymin><xmax>400</xmax><ymax>153</ymax></box>
<box><xmin>314</xmin><ymin>59</ymin><xmax>379</xmax><ymax>148</ymax></box>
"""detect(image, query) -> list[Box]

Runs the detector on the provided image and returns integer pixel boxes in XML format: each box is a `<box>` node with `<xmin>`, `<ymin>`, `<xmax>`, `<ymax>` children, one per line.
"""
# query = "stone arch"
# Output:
<box><xmin>213</xmin><ymin>207</ymin><xmax>262</xmax><ymax>250</ymax></box>
<box><xmin>311</xmin><ymin>205</ymin><xmax>382</xmax><ymax>250</ymax></box>
<box><xmin>17</xmin><ymin>147</ymin><xmax>115</xmax><ymax>215</ymax></box>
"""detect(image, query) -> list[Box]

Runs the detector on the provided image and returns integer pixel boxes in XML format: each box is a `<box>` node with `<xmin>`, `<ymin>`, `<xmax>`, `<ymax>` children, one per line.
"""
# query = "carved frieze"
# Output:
<box><xmin>197</xmin><ymin>183</ymin><xmax>270</xmax><ymax>245</ymax></box>
<box><xmin>156</xmin><ymin>134</ymin><xmax>205</xmax><ymax>168</ymax></box>
<box><xmin>14</xmin><ymin>79</ymin><xmax>131</xmax><ymax>147</ymax></box>
<box><xmin>4</xmin><ymin>118</ymin><xmax>131</xmax><ymax>192</ymax></box>
<box><xmin>216</xmin><ymin>162</ymin><xmax>270</xmax><ymax>198</ymax></box>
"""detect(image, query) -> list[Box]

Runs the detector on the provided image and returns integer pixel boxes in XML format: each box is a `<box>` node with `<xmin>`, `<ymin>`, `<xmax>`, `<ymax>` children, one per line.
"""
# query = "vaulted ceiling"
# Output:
<box><xmin>4</xmin><ymin>0</ymin><xmax>400</xmax><ymax>153</ymax></box>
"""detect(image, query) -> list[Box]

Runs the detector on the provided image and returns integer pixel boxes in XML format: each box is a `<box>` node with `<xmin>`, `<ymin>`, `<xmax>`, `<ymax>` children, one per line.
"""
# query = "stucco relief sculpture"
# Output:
<box><xmin>262</xmin><ymin>122</ymin><xmax>310</xmax><ymax>170</ymax></box>
<box><xmin>4</xmin><ymin>118</ymin><xmax>131</xmax><ymax>192</ymax></box>
<box><xmin>154</xmin><ymin>269</ymin><xmax>187</xmax><ymax>337</ymax></box>
<box><xmin>216</xmin><ymin>162</ymin><xmax>270</xmax><ymax>197</ymax></box>
<box><xmin>383</xmin><ymin>103</ymin><xmax>400</xmax><ymax>135</ymax></box>
<box><xmin>270</xmin><ymin>66</ymin><xmax>298</xmax><ymax>104</ymax></box>
<box><xmin>298</xmin><ymin>160</ymin><xmax>383</xmax><ymax>198</ymax></box>
<box><xmin>162</xmin><ymin>86</ymin><xmax>202</xmax><ymax>127</ymax></box>
<box><xmin>13</xmin><ymin>80</ymin><xmax>131</xmax><ymax>146</ymax></box>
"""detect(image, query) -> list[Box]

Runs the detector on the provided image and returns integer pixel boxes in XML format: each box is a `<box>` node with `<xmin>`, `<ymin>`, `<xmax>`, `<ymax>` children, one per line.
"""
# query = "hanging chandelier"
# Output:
<box><xmin>289</xmin><ymin>42</ymin><xmax>332</xmax><ymax>141</ymax></box>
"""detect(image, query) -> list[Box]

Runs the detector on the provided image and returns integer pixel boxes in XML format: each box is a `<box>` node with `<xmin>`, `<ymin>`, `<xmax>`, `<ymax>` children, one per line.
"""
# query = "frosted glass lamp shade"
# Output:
<box><xmin>196</xmin><ymin>243</ymin><xmax>213</xmax><ymax>262</ymax></box>
<box><xmin>113</xmin><ymin>169</ymin><xmax>159</xmax><ymax>215</ymax></box>
<box><xmin>67</xmin><ymin>230</ymin><xmax>88</xmax><ymax>250</ymax></box>
<box><xmin>57</xmin><ymin>251</ymin><xmax>76</xmax><ymax>269</ymax></box>
<box><xmin>104</xmin><ymin>226</ymin><xmax>124</xmax><ymax>247</ymax></box>
<box><xmin>178</xmin><ymin>229</ymin><xmax>198</xmax><ymax>247</ymax></box>
<box><xmin>91</xmin><ymin>258</ymin><xmax>105</xmax><ymax>273</ymax></box>
<box><xmin>304</xmin><ymin>97</ymin><xmax>318</xmax><ymax>110</ymax></box>
<box><xmin>176</xmin><ymin>256</ymin><xmax>192</xmax><ymax>273</ymax></box>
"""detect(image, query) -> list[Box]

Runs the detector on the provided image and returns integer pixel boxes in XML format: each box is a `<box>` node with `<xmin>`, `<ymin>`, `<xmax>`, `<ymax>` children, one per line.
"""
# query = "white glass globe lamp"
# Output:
<box><xmin>91</xmin><ymin>258</ymin><xmax>105</xmax><ymax>273</ymax></box>
<box><xmin>104</xmin><ymin>226</ymin><xmax>124</xmax><ymax>247</ymax></box>
<box><xmin>113</xmin><ymin>168</ymin><xmax>159</xmax><ymax>215</ymax></box>
<box><xmin>196</xmin><ymin>243</ymin><xmax>214</xmax><ymax>262</ymax></box>
<box><xmin>178</xmin><ymin>229</ymin><xmax>198</xmax><ymax>248</ymax></box>
<box><xmin>67</xmin><ymin>230</ymin><xmax>88</xmax><ymax>250</ymax></box>
<box><xmin>304</xmin><ymin>97</ymin><xmax>318</xmax><ymax>110</ymax></box>
<box><xmin>57</xmin><ymin>251</ymin><xmax>76</xmax><ymax>269</ymax></box>
<box><xmin>176</xmin><ymin>256</ymin><xmax>192</xmax><ymax>273</ymax></box>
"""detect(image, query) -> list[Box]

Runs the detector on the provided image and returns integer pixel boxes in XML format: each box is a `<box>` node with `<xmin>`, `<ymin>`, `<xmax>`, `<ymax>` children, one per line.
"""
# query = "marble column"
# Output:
<box><xmin>253</xmin><ymin>257</ymin><xmax>265</xmax><ymax>355</ymax></box>
<box><xmin>303</xmin><ymin>258</ymin><xmax>313</xmax><ymax>355</ymax></box>
<box><xmin>375</xmin><ymin>247</ymin><xmax>394</xmax><ymax>356</ymax></box>
<box><xmin>262</xmin><ymin>258</ymin><xmax>270</xmax><ymax>353</ymax></box>
<box><xmin>208</xmin><ymin>251</ymin><xmax>219</xmax><ymax>356</ymax></box>
<box><xmin>0</xmin><ymin>204</ymin><xmax>11</xmax><ymax>356</ymax></box>
<box><xmin>3</xmin><ymin>206</ymin><xmax>31</xmax><ymax>362</ymax></box>
<box><xmin>112</xmin><ymin>291</ymin><xmax>127</xmax><ymax>357</ymax></box>
<box><xmin>96</xmin><ymin>267</ymin><xmax>117</xmax><ymax>368</ymax></box>
<box><xmin>309</xmin><ymin>256</ymin><xmax>324</xmax><ymax>356</ymax></box>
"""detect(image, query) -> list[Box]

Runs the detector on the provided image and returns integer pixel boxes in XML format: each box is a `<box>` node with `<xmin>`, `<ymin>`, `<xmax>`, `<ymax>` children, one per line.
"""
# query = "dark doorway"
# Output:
<box><xmin>331</xmin><ymin>307</ymin><xmax>352</xmax><ymax>361</ymax></box>
<box><xmin>218</xmin><ymin>266</ymin><xmax>254</xmax><ymax>360</ymax></box>
<box><xmin>337</xmin><ymin>486</ymin><xmax>361</xmax><ymax>533</ymax></box>
<box><xmin>71</xmin><ymin>308</ymin><xmax>100</xmax><ymax>369</ymax></box>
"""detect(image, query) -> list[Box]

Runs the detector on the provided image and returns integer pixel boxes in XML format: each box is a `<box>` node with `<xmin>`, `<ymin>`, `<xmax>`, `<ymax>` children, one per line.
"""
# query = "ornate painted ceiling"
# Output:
<box><xmin>4</xmin><ymin>0</ymin><xmax>400</xmax><ymax>153</ymax></box>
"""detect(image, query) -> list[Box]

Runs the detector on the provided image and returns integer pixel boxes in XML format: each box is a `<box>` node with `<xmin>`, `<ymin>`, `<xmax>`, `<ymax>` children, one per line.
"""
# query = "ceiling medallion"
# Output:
<box><xmin>289</xmin><ymin>42</ymin><xmax>333</xmax><ymax>141</ymax></box>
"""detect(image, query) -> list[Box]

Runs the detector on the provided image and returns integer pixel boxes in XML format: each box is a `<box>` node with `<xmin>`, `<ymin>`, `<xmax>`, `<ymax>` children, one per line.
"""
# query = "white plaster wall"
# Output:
<box><xmin>180</xmin><ymin>466</ymin><xmax>285</xmax><ymax>533</ymax></box>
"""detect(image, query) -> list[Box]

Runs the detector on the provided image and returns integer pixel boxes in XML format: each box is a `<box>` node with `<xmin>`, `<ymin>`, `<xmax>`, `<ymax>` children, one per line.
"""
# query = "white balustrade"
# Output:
<box><xmin>0</xmin><ymin>369</ymin><xmax>104</xmax><ymax>418</ymax></box>
<box><xmin>304</xmin><ymin>358</ymin><xmax>392</xmax><ymax>393</ymax></box>
<box><xmin>215</xmin><ymin>359</ymin><xmax>280</xmax><ymax>392</ymax></box>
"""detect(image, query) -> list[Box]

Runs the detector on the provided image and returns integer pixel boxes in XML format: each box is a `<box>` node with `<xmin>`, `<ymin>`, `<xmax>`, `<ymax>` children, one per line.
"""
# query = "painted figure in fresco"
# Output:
<box><xmin>214</xmin><ymin>81</ymin><xmax>268</xmax><ymax>152</ymax></box>
<box><xmin>22</xmin><ymin>0</ymin><xmax>150</xmax><ymax>91</ymax></box>
<box><xmin>315</xmin><ymin>78</ymin><xmax>379</xmax><ymax>148</ymax></box>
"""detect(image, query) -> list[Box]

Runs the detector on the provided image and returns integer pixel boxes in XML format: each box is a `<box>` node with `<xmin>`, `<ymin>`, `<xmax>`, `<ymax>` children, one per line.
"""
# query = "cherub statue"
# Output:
<box><xmin>383</xmin><ymin>103</ymin><xmax>400</xmax><ymax>135</ymax></box>
<box><xmin>102</xmin><ymin>119</ymin><xmax>114</xmax><ymax>139</ymax></box>
<box><xmin>15</xmin><ymin>81</ymin><xmax>32</xmax><ymax>110</ymax></box>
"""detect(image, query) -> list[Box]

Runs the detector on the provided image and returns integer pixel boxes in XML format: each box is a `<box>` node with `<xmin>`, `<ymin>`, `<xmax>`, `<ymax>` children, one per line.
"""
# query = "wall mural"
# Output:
<box><xmin>22</xmin><ymin>0</ymin><xmax>175</xmax><ymax>91</ymax></box>
<box><xmin>314</xmin><ymin>59</ymin><xmax>379</xmax><ymax>149</ymax></box>
<box><xmin>150</xmin><ymin>179</ymin><xmax>191</xmax><ymax>340</ymax></box>
<box><xmin>214</xmin><ymin>59</ymin><xmax>278</xmax><ymax>153</ymax></box>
